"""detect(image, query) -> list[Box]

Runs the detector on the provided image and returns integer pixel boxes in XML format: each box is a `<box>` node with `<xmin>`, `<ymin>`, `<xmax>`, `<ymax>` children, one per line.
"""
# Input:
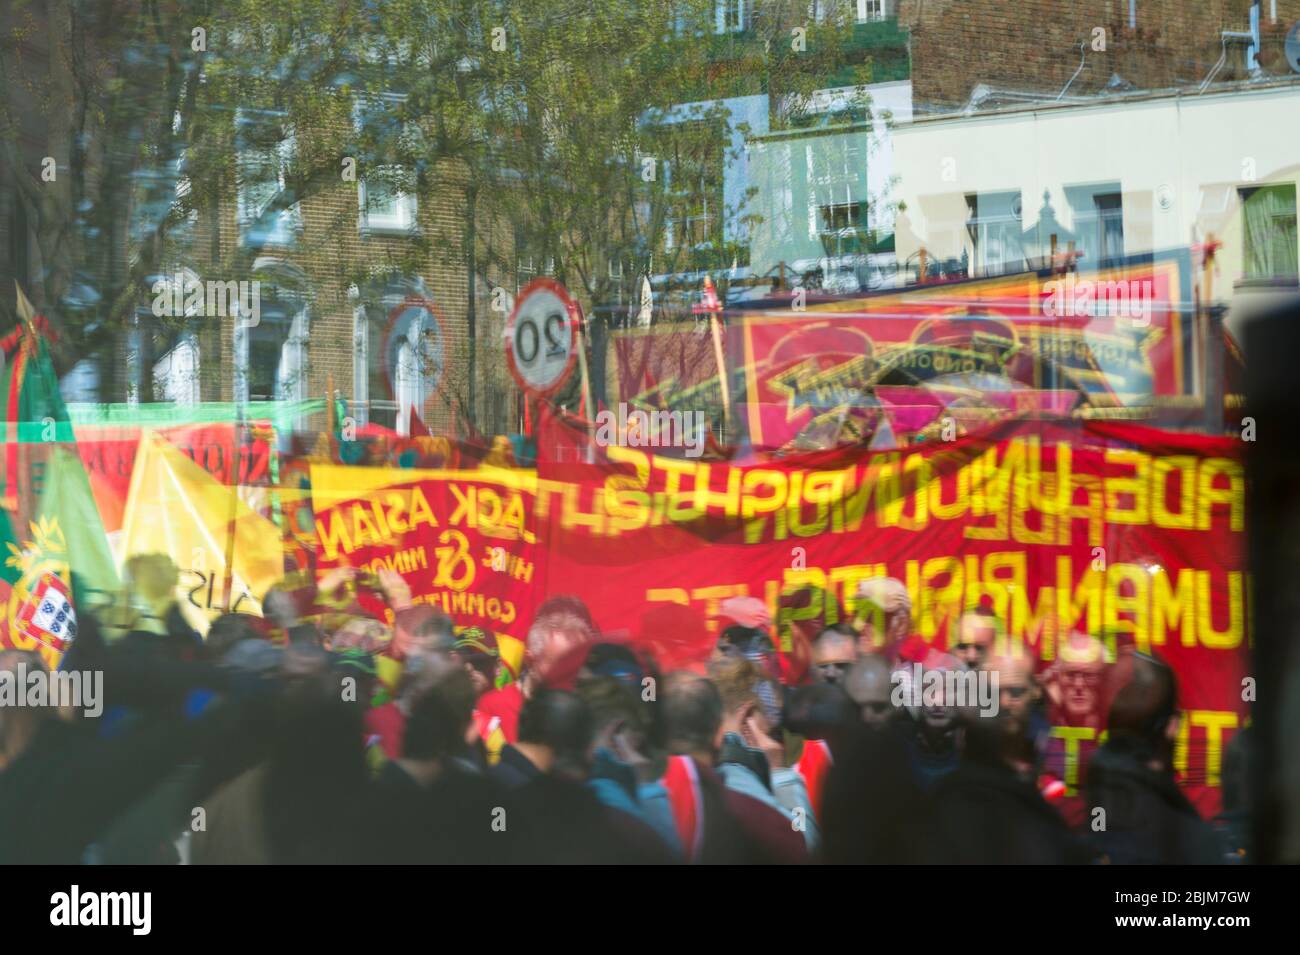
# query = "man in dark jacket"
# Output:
<box><xmin>1085</xmin><ymin>650</ymin><xmax>1221</xmax><ymax>864</ymax></box>
<box><xmin>930</xmin><ymin>656</ymin><xmax>1089</xmax><ymax>864</ymax></box>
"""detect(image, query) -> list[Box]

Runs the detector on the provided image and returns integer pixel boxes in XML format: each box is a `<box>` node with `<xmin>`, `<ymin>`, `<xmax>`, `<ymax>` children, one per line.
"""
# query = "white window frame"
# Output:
<box><xmin>358</xmin><ymin>168</ymin><xmax>419</xmax><ymax>234</ymax></box>
<box><xmin>234</xmin><ymin>112</ymin><xmax>301</xmax><ymax>246</ymax></box>
<box><xmin>354</xmin><ymin>94</ymin><xmax>420</xmax><ymax>235</ymax></box>
<box><xmin>858</xmin><ymin>0</ymin><xmax>886</xmax><ymax>22</ymax></box>
<box><xmin>716</xmin><ymin>0</ymin><xmax>746</xmax><ymax>34</ymax></box>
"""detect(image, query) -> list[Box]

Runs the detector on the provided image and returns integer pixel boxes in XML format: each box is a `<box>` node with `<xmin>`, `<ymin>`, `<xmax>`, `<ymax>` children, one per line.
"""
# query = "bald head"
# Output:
<box><xmin>811</xmin><ymin>627</ymin><xmax>858</xmax><ymax>686</ymax></box>
<box><xmin>953</xmin><ymin>611</ymin><xmax>999</xmax><ymax>669</ymax></box>
<box><xmin>844</xmin><ymin>655</ymin><xmax>894</xmax><ymax>729</ymax></box>
<box><xmin>982</xmin><ymin>654</ymin><xmax>1036</xmax><ymax>732</ymax></box>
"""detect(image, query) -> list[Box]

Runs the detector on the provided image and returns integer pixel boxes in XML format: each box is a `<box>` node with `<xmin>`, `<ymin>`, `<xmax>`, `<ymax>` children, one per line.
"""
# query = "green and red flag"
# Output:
<box><xmin>0</xmin><ymin>284</ymin><xmax>116</xmax><ymax>665</ymax></box>
<box><xmin>1</xmin><ymin>283</ymin><xmax>74</xmax><ymax>512</ymax></box>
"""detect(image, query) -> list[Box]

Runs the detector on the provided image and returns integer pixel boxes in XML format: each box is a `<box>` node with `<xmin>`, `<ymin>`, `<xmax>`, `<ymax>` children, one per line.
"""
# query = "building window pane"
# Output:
<box><xmin>1242</xmin><ymin>184</ymin><xmax>1299</xmax><ymax>281</ymax></box>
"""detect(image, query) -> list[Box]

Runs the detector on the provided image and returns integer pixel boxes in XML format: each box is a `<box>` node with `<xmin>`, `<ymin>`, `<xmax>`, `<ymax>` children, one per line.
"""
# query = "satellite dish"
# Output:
<box><xmin>1287</xmin><ymin>21</ymin><xmax>1300</xmax><ymax>74</ymax></box>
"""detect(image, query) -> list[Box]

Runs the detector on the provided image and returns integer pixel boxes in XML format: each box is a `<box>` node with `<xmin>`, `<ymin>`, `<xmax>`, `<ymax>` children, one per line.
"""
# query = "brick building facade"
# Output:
<box><xmin>899</xmin><ymin>0</ymin><xmax>1300</xmax><ymax>111</ymax></box>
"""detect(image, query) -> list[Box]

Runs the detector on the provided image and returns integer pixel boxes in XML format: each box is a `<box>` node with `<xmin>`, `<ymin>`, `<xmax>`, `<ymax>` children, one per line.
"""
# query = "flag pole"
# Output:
<box><xmin>699</xmin><ymin>275</ymin><xmax>731</xmax><ymax>439</ymax></box>
<box><xmin>572</xmin><ymin>303</ymin><xmax>595</xmax><ymax>462</ymax></box>
<box><xmin>709</xmin><ymin>312</ymin><xmax>731</xmax><ymax>436</ymax></box>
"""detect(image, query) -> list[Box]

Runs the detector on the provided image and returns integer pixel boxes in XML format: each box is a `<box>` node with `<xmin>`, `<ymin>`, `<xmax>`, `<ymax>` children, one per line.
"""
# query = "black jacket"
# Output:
<box><xmin>1085</xmin><ymin>742</ymin><xmax>1222</xmax><ymax>865</ymax></box>
<box><xmin>931</xmin><ymin>758</ymin><xmax>1092</xmax><ymax>864</ymax></box>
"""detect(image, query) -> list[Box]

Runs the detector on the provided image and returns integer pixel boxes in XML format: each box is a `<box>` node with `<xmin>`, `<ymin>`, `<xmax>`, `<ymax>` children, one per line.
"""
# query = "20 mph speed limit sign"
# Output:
<box><xmin>505</xmin><ymin>277</ymin><xmax>580</xmax><ymax>396</ymax></box>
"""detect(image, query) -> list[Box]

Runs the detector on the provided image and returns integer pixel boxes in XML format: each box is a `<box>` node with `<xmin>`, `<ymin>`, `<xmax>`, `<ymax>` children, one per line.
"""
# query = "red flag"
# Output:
<box><xmin>692</xmin><ymin>274</ymin><xmax>722</xmax><ymax>315</ymax></box>
<box><xmin>407</xmin><ymin>404</ymin><xmax>432</xmax><ymax>438</ymax></box>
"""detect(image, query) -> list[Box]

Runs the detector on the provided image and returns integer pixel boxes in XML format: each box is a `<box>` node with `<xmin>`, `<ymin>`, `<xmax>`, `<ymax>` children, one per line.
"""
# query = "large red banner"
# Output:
<box><xmin>311</xmin><ymin>419</ymin><xmax>1247</xmax><ymax>816</ymax></box>
<box><xmin>535</xmin><ymin>418</ymin><xmax>1246</xmax><ymax>816</ymax></box>
<box><xmin>312</xmin><ymin>466</ymin><xmax>539</xmax><ymax>639</ymax></box>
<box><xmin>737</xmin><ymin>257</ymin><xmax>1193</xmax><ymax>450</ymax></box>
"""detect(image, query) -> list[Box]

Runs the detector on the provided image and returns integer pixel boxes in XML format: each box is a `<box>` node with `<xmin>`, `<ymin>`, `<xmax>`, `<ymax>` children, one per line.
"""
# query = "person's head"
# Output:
<box><xmin>581</xmin><ymin>642</ymin><xmax>645</xmax><ymax>687</ymax></box>
<box><xmin>811</xmin><ymin>625</ymin><xmax>858</xmax><ymax>686</ymax></box>
<box><xmin>662</xmin><ymin>670</ymin><xmax>723</xmax><ymax>759</ymax></box>
<box><xmin>516</xmin><ymin>688</ymin><xmax>594</xmax><ymax>780</ymax></box>
<box><xmin>288</xmin><ymin>622</ymin><xmax>322</xmax><ymax>646</ymax></box>
<box><xmin>283</xmin><ymin>642</ymin><xmax>333</xmax><ymax>686</ymax></box>
<box><xmin>333</xmin><ymin>649</ymin><xmax>381</xmax><ymax>707</ymax></box>
<box><xmin>124</xmin><ymin>553</ymin><xmax>179</xmax><ymax>615</ymax></box>
<box><xmin>784</xmin><ymin>682</ymin><xmax>858</xmax><ymax>752</ymax></box>
<box><xmin>854</xmin><ymin>577</ymin><xmax>911</xmax><ymax>657</ymax></box>
<box><xmin>403</xmin><ymin>660</ymin><xmax>478</xmax><ymax>763</ymax></box>
<box><xmin>397</xmin><ymin>647</ymin><xmax>454</xmax><ymax>706</ymax></box>
<box><xmin>713</xmin><ymin>624</ymin><xmax>775</xmax><ymax>663</ymax></box>
<box><xmin>1105</xmin><ymin>650</ymin><xmax>1180</xmax><ymax>768</ymax></box>
<box><xmin>708</xmin><ymin>654</ymin><xmax>777</xmax><ymax>740</ymax></box>
<box><xmin>222</xmin><ymin>637</ymin><xmax>285</xmax><ymax>675</ymax></box>
<box><xmin>712</xmin><ymin>625</ymin><xmax>782</xmax><ymax>725</ymax></box>
<box><xmin>326</xmin><ymin>616</ymin><xmax>390</xmax><ymax>655</ymax></box>
<box><xmin>526</xmin><ymin>596</ymin><xmax>597</xmax><ymax>683</ymax></box>
<box><xmin>1048</xmin><ymin>630</ymin><xmax>1111</xmax><ymax>727</ymax></box>
<box><xmin>452</xmin><ymin>626</ymin><xmax>500</xmax><ymax>695</ymax></box>
<box><xmin>261</xmin><ymin>584</ymin><xmax>300</xmax><ymax>630</ymax></box>
<box><xmin>206</xmin><ymin>612</ymin><xmax>265</xmax><ymax>659</ymax></box>
<box><xmin>575</xmin><ymin>673</ymin><xmax>650</xmax><ymax>760</ymax></box>
<box><xmin>393</xmin><ymin>606</ymin><xmax>456</xmax><ymax>660</ymax></box>
<box><xmin>982</xmin><ymin>654</ymin><xmax>1037</xmax><ymax>735</ymax></box>
<box><xmin>952</xmin><ymin>609</ymin><xmax>1000</xmax><ymax>669</ymax></box>
<box><xmin>843</xmin><ymin>654</ymin><xmax>895</xmax><ymax>729</ymax></box>
<box><xmin>916</xmin><ymin>651</ymin><xmax>962</xmax><ymax>734</ymax></box>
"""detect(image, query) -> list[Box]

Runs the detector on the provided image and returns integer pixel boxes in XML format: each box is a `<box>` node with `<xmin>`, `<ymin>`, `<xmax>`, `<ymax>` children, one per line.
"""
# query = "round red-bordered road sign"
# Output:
<box><xmin>504</xmin><ymin>277</ymin><xmax>580</xmax><ymax>397</ymax></box>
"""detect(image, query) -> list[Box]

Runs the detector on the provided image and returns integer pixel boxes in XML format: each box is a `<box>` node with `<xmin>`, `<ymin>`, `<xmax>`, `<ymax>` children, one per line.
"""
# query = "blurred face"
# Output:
<box><xmin>921</xmin><ymin>699</ymin><xmax>956</xmax><ymax>730</ymax></box>
<box><xmin>857</xmin><ymin>610</ymin><xmax>906</xmax><ymax>656</ymax></box>
<box><xmin>530</xmin><ymin>626</ymin><xmax>588</xmax><ymax>681</ymax></box>
<box><xmin>1060</xmin><ymin>663</ymin><xmax>1102</xmax><ymax>722</ymax></box>
<box><xmin>462</xmin><ymin>658</ymin><xmax>491</xmax><ymax>694</ymax></box>
<box><xmin>989</xmin><ymin>657</ymin><xmax>1034</xmax><ymax>729</ymax></box>
<box><xmin>407</xmin><ymin>630</ymin><xmax>434</xmax><ymax>655</ymax></box>
<box><xmin>845</xmin><ymin>665</ymin><xmax>893</xmax><ymax>729</ymax></box>
<box><xmin>812</xmin><ymin>635</ymin><xmax>856</xmax><ymax>685</ymax></box>
<box><xmin>954</xmin><ymin>615</ymin><xmax>996</xmax><ymax>668</ymax></box>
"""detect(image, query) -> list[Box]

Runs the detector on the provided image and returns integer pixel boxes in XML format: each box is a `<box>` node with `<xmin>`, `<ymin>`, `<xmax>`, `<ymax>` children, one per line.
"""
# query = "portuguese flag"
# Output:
<box><xmin>1</xmin><ymin>284</ymin><xmax>116</xmax><ymax>663</ymax></box>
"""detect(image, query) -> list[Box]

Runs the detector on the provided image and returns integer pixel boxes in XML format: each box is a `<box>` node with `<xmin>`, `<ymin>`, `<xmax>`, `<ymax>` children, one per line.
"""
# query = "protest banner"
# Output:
<box><xmin>308</xmin><ymin>416</ymin><xmax>1246</xmax><ymax>815</ymax></box>
<box><xmin>311</xmin><ymin>463</ymin><xmax>539</xmax><ymax>671</ymax></box>
<box><xmin>607</xmin><ymin>255</ymin><xmax>1198</xmax><ymax>453</ymax></box>
<box><xmin>536</xmin><ymin>417</ymin><xmax>1245</xmax><ymax>816</ymax></box>
<box><xmin>735</xmin><ymin>254</ymin><xmax>1195</xmax><ymax>450</ymax></box>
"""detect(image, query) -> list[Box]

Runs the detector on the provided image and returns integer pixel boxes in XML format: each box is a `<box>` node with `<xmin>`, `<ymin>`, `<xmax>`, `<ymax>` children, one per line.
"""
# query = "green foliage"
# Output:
<box><xmin>3</xmin><ymin>0</ymin><xmax>901</xmax><ymax>395</ymax></box>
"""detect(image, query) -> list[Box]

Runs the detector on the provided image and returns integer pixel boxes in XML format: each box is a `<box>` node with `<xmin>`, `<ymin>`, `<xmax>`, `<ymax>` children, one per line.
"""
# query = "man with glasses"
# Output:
<box><xmin>1040</xmin><ymin>630</ymin><xmax>1113</xmax><ymax>826</ymax></box>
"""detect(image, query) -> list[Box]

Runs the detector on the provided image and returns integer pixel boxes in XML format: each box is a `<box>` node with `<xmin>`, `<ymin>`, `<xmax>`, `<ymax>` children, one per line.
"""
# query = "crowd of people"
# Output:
<box><xmin>0</xmin><ymin>557</ymin><xmax>1250</xmax><ymax>865</ymax></box>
